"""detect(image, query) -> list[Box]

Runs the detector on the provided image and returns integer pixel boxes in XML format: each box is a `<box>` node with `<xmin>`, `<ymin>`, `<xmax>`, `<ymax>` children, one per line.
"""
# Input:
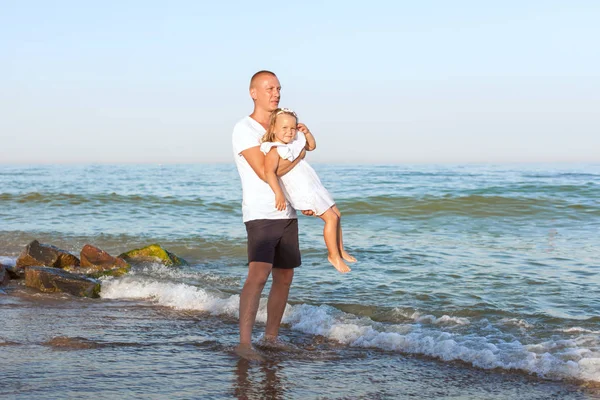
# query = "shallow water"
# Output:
<box><xmin>1</xmin><ymin>163</ymin><xmax>600</xmax><ymax>398</ymax></box>
<box><xmin>1</xmin><ymin>287</ymin><xmax>598</xmax><ymax>399</ymax></box>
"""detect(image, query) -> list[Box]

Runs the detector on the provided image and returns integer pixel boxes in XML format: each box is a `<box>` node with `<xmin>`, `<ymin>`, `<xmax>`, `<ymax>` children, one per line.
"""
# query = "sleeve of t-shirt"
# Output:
<box><xmin>232</xmin><ymin>123</ymin><xmax>260</xmax><ymax>156</ymax></box>
<box><xmin>288</xmin><ymin>131</ymin><xmax>307</xmax><ymax>159</ymax></box>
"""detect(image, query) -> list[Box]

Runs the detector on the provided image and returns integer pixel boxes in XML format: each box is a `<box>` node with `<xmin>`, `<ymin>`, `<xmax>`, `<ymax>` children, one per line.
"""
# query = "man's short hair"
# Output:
<box><xmin>250</xmin><ymin>70</ymin><xmax>277</xmax><ymax>89</ymax></box>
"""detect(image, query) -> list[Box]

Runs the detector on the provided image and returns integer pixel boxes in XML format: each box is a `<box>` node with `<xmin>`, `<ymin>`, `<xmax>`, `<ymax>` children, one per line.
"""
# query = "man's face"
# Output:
<box><xmin>251</xmin><ymin>75</ymin><xmax>281</xmax><ymax>112</ymax></box>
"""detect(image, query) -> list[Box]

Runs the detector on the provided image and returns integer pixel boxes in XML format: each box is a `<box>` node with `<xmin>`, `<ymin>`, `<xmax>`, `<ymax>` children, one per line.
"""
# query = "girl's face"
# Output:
<box><xmin>273</xmin><ymin>114</ymin><xmax>297</xmax><ymax>144</ymax></box>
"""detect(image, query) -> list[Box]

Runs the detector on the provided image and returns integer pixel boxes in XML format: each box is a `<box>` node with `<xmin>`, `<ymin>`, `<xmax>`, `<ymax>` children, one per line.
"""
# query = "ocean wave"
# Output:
<box><xmin>100</xmin><ymin>276</ymin><xmax>240</xmax><ymax>316</ymax></box>
<box><xmin>127</xmin><ymin>263</ymin><xmax>241</xmax><ymax>287</ymax></box>
<box><xmin>392</xmin><ymin>308</ymin><xmax>471</xmax><ymax>326</ymax></box>
<box><xmin>43</xmin><ymin>336</ymin><xmax>103</xmax><ymax>350</ymax></box>
<box><xmin>499</xmin><ymin>318</ymin><xmax>534</xmax><ymax>330</ymax></box>
<box><xmin>3</xmin><ymin>189</ymin><xmax>599</xmax><ymax>219</ymax></box>
<box><xmin>560</xmin><ymin>327</ymin><xmax>600</xmax><ymax>335</ymax></box>
<box><xmin>0</xmin><ymin>192</ymin><xmax>240</xmax><ymax>213</ymax></box>
<box><xmin>99</xmin><ymin>276</ymin><xmax>600</xmax><ymax>383</ymax></box>
<box><xmin>338</xmin><ymin>194</ymin><xmax>600</xmax><ymax>218</ymax></box>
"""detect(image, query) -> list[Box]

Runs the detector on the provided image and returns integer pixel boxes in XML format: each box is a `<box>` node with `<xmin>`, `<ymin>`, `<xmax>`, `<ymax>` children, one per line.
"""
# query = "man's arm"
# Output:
<box><xmin>241</xmin><ymin>146</ymin><xmax>306</xmax><ymax>181</ymax></box>
<box><xmin>277</xmin><ymin>148</ymin><xmax>306</xmax><ymax>177</ymax></box>
<box><xmin>240</xmin><ymin>146</ymin><xmax>268</xmax><ymax>181</ymax></box>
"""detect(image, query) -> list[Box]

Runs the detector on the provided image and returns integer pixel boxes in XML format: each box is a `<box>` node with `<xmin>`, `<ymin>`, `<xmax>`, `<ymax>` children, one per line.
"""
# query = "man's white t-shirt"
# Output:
<box><xmin>232</xmin><ymin>116</ymin><xmax>297</xmax><ymax>222</ymax></box>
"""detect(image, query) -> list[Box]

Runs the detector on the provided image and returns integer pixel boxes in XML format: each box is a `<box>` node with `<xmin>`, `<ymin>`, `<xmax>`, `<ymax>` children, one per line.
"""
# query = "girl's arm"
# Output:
<box><xmin>298</xmin><ymin>123</ymin><xmax>316</xmax><ymax>151</ymax></box>
<box><xmin>304</xmin><ymin>131</ymin><xmax>316</xmax><ymax>151</ymax></box>
<box><xmin>264</xmin><ymin>148</ymin><xmax>287</xmax><ymax>211</ymax></box>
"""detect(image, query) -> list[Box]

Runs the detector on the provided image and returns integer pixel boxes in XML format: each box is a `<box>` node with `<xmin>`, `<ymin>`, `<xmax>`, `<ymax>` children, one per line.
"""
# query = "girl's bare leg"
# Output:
<box><xmin>319</xmin><ymin>208</ymin><xmax>350</xmax><ymax>273</ymax></box>
<box><xmin>331</xmin><ymin>205</ymin><xmax>356</xmax><ymax>263</ymax></box>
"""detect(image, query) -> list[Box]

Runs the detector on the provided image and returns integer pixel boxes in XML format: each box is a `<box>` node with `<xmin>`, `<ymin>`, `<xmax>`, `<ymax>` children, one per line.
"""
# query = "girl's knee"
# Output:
<box><xmin>332</xmin><ymin>205</ymin><xmax>342</xmax><ymax>218</ymax></box>
<box><xmin>321</xmin><ymin>209</ymin><xmax>339</xmax><ymax>223</ymax></box>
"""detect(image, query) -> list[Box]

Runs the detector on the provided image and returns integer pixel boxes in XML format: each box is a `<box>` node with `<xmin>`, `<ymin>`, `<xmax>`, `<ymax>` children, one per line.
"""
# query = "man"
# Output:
<box><xmin>231</xmin><ymin>70</ymin><xmax>312</xmax><ymax>360</ymax></box>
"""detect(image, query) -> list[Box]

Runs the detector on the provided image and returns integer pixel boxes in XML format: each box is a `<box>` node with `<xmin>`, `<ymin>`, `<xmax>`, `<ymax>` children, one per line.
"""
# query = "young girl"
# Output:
<box><xmin>261</xmin><ymin>108</ymin><xmax>356</xmax><ymax>273</ymax></box>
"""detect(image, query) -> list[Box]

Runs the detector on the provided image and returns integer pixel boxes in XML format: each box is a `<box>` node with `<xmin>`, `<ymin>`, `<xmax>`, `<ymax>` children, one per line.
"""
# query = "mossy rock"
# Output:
<box><xmin>90</xmin><ymin>265</ymin><xmax>130</xmax><ymax>278</ymax></box>
<box><xmin>25</xmin><ymin>266</ymin><xmax>101</xmax><ymax>298</ymax></box>
<box><xmin>63</xmin><ymin>264</ymin><xmax>130</xmax><ymax>279</ymax></box>
<box><xmin>119</xmin><ymin>244</ymin><xmax>188</xmax><ymax>267</ymax></box>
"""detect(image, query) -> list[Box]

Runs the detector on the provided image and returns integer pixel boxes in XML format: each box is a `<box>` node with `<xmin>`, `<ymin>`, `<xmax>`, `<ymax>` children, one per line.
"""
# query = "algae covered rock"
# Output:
<box><xmin>16</xmin><ymin>240</ymin><xmax>80</xmax><ymax>270</ymax></box>
<box><xmin>25</xmin><ymin>266</ymin><xmax>100</xmax><ymax>298</ymax></box>
<box><xmin>75</xmin><ymin>244</ymin><xmax>130</xmax><ymax>277</ymax></box>
<box><xmin>119</xmin><ymin>244</ymin><xmax>188</xmax><ymax>267</ymax></box>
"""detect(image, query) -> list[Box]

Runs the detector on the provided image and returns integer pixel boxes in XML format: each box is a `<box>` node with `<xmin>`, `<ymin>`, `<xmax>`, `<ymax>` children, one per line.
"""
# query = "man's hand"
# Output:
<box><xmin>301</xmin><ymin>210</ymin><xmax>315</xmax><ymax>216</ymax></box>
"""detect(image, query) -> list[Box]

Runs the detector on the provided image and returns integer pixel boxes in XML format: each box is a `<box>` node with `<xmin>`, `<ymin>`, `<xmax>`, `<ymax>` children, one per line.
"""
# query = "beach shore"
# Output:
<box><xmin>1</xmin><ymin>281</ymin><xmax>598</xmax><ymax>399</ymax></box>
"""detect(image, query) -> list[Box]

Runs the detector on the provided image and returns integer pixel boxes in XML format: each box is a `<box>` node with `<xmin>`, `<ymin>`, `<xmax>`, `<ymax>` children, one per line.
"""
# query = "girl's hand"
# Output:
<box><xmin>298</xmin><ymin>123</ymin><xmax>316</xmax><ymax>151</ymax></box>
<box><xmin>297</xmin><ymin>123</ymin><xmax>311</xmax><ymax>136</ymax></box>
<box><xmin>275</xmin><ymin>194</ymin><xmax>287</xmax><ymax>211</ymax></box>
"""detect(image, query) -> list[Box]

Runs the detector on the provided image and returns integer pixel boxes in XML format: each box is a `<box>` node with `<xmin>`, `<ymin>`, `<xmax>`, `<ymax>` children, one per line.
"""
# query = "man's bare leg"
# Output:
<box><xmin>331</xmin><ymin>205</ymin><xmax>356</xmax><ymax>263</ymax></box>
<box><xmin>264</xmin><ymin>267</ymin><xmax>294</xmax><ymax>341</ymax></box>
<box><xmin>319</xmin><ymin>208</ymin><xmax>350</xmax><ymax>273</ymax></box>
<box><xmin>235</xmin><ymin>261</ymin><xmax>272</xmax><ymax>361</ymax></box>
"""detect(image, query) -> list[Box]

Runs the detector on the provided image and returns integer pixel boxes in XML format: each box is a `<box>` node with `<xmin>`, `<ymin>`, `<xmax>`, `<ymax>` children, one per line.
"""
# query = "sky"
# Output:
<box><xmin>1</xmin><ymin>0</ymin><xmax>599</xmax><ymax>164</ymax></box>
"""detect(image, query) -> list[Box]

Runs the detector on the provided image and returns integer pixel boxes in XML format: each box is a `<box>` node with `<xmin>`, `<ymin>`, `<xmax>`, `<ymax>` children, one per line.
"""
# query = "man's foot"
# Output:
<box><xmin>234</xmin><ymin>344</ymin><xmax>265</xmax><ymax>362</ymax></box>
<box><xmin>341</xmin><ymin>250</ymin><xmax>357</xmax><ymax>263</ymax></box>
<box><xmin>328</xmin><ymin>256</ymin><xmax>351</xmax><ymax>273</ymax></box>
<box><xmin>256</xmin><ymin>335</ymin><xmax>300</xmax><ymax>352</ymax></box>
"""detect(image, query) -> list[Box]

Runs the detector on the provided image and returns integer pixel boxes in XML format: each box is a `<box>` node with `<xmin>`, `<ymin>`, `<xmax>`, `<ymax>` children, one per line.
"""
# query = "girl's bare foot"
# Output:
<box><xmin>341</xmin><ymin>250</ymin><xmax>357</xmax><ymax>263</ymax></box>
<box><xmin>328</xmin><ymin>256</ymin><xmax>351</xmax><ymax>273</ymax></box>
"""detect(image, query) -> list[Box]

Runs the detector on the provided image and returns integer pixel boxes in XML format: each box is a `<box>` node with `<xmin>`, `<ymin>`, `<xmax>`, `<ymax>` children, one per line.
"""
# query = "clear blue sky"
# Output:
<box><xmin>1</xmin><ymin>1</ymin><xmax>599</xmax><ymax>163</ymax></box>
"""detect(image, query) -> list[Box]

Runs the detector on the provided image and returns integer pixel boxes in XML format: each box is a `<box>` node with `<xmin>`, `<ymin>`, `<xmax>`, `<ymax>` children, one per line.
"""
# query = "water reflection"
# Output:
<box><xmin>234</xmin><ymin>358</ymin><xmax>286</xmax><ymax>400</ymax></box>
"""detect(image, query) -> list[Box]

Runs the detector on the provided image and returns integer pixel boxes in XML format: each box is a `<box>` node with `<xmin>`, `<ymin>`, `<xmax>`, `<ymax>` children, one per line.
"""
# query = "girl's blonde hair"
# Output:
<box><xmin>261</xmin><ymin>108</ymin><xmax>298</xmax><ymax>143</ymax></box>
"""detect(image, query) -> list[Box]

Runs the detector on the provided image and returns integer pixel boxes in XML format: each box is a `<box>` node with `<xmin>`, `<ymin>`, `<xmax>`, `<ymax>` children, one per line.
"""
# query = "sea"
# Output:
<box><xmin>1</xmin><ymin>163</ymin><xmax>599</xmax><ymax>399</ymax></box>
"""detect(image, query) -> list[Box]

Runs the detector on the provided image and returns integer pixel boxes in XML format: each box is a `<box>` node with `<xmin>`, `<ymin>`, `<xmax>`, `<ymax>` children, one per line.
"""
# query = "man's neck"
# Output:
<box><xmin>249</xmin><ymin>109</ymin><xmax>271</xmax><ymax>130</ymax></box>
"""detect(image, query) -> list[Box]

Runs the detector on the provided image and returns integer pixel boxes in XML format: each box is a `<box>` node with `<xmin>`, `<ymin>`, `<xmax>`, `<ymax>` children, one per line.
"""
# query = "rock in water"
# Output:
<box><xmin>0</xmin><ymin>264</ymin><xmax>10</xmax><ymax>286</ymax></box>
<box><xmin>16</xmin><ymin>240</ymin><xmax>80</xmax><ymax>270</ymax></box>
<box><xmin>4</xmin><ymin>264</ymin><xmax>24</xmax><ymax>280</ymax></box>
<box><xmin>119</xmin><ymin>244</ymin><xmax>188</xmax><ymax>267</ymax></box>
<box><xmin>76</xmin><ymin>244</ymin><xmax>130</xmax><ymax>277</ymax></box>
<box><xmin>25</xmin><ymin>266</ymin><xmax>101</xmax><ymax>298</ymax></box>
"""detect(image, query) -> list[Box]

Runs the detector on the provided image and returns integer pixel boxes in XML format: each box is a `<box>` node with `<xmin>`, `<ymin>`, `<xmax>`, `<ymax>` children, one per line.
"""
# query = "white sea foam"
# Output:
<box><xmin>412</xmin><ymin>313</ymin><xmax>471</xmax><ymax>326</ymax></box>
<box><xmin>100</xmin><ymin>276</ymin><xmax>240</xmax><ymax>317</ymax></box>
<box><xmin>99</xmin><ymin>275</ymin><xmax>600</xmax><ymax>383</ymax></box>
<box><xmin>0</xmin><ymin>256</ymin><xmax>16</xmax><ymax>267</ymax></box>
<box><xmin>561</xmin><ymin>327</ymin><xmax>600</xmax><ymax>334</ymax></box>
<box><xmin>499</xmin><ymin>318</ymin><xmax>534</xmax><ymax>330</ymax></box>
<box><xmin>391</xmin><ymin>309</ymin><xmax>471</xmax><ymax>326</ymax></box>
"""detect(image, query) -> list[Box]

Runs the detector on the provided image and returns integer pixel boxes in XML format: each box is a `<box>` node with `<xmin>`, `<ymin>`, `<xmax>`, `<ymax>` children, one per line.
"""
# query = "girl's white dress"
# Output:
<box><xmin>260</xmin><ymin>132</ymin><xmax>335</xmax><ymax>215</ymax></box>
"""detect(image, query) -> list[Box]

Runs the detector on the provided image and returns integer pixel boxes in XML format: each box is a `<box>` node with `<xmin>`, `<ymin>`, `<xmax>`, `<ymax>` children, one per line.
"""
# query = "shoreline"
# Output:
<box><xmin>2</xmin><ymin>284</ymin><xmax>599</xmax><ymax>399</ymax></box>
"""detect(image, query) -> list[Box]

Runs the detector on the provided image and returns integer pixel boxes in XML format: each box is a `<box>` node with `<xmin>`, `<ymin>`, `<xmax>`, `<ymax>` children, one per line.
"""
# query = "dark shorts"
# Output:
<box><xmin>245</xmin><ymin>219</ymin><xmax>301</xmax><ymax>269</ymax></box>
